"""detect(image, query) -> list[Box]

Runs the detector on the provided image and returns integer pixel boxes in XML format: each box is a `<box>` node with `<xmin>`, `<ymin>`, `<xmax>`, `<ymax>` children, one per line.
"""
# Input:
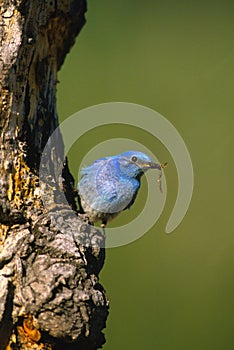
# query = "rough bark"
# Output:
<box><xmin>0</xmin><ymin>1</ymin><xmax>109</xmax><ymax>349</ymax></box>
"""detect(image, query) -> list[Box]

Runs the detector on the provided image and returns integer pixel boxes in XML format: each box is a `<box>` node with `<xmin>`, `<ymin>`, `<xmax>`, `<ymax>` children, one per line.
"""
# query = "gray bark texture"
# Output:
<box><xmin>0</xmin><ymin>1</ymin><xmax>109</xmax><ymax>349</ymax></box>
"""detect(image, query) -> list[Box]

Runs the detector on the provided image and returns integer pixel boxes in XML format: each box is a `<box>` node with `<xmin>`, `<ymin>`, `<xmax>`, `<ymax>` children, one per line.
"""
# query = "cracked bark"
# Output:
<box><xmin>0</xmin><ymin>1</ymin><xmax>109</xmax><ymax>349</ymax></box>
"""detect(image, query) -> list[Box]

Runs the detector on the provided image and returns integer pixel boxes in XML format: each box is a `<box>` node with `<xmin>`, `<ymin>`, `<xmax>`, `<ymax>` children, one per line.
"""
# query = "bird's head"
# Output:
<box><xmin>117</xmin><ymin>150</ymin><xmax>162</xmax><ymax>178</ymax></box>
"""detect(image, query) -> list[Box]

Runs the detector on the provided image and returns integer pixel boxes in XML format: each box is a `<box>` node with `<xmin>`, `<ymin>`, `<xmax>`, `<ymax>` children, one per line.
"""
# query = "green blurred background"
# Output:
<box><xmin>57</xmin><ymin>1</ymin><xmax>234</xmax><ymax>349</ymax></box>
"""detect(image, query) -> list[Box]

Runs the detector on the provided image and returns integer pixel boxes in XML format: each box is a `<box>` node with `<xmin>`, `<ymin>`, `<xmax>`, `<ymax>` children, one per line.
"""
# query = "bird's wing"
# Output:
<box><xmin>79</xmin><ymin>157</ymin><xmax>118</xmax><ymax>203</ymax></box>
<box><xmin>95</xmin><ymin>158</ymin><xmax>118</xmax><ymax>202</ymax></box>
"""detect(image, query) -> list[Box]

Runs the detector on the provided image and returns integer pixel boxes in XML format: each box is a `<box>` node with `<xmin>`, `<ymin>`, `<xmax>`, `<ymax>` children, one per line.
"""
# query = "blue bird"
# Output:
<box><xmin>77</xmin><ymin>151</ymin><xmax>164</xmax><ymax>228</ymax></box>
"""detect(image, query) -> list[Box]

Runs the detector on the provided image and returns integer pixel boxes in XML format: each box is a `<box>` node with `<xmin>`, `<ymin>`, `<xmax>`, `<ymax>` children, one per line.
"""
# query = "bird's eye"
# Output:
<box><xmin>131</xmin><ymin>156</ymin><xmax>138</xmax><ymax>162</ymax></box>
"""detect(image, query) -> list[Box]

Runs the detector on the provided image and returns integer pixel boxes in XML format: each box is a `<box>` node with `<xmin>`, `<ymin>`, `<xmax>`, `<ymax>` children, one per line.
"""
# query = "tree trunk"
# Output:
<box><xmin>0</xmin><ymin>1</ymin><xmax>109</xmax><ymax>349</ymax></box>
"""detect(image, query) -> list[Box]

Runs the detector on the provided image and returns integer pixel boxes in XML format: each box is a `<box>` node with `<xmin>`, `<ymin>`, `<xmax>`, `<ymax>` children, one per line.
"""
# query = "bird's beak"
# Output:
<box><xmin>143</xmin><ymin>162</ymin><xmax>162</xmax><ymax>170</ymax></box>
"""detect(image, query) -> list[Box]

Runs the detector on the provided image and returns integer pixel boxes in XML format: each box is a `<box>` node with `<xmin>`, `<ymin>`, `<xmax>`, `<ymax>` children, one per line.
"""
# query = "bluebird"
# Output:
<box><xmin>77</xmin><ymin>151</ymin><xmax>165</xmax><ymax>228</ymax></box>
